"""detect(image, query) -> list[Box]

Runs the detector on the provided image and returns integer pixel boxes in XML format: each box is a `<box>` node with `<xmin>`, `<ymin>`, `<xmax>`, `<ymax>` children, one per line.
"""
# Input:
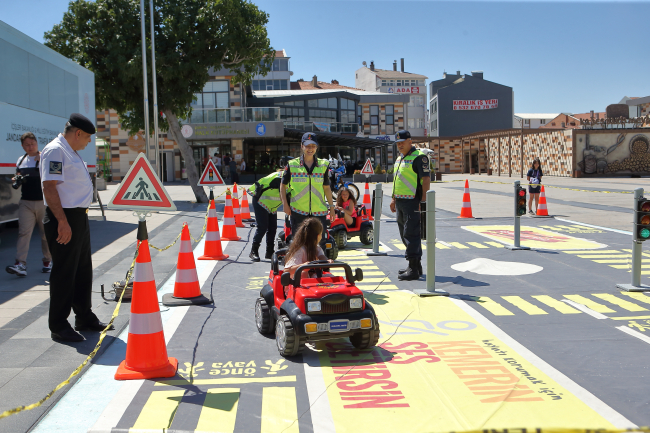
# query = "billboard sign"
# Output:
<box><xmin>453</xmin><ymin>99</ymin><xmax>498</xmax><ymax>111</ymax></box>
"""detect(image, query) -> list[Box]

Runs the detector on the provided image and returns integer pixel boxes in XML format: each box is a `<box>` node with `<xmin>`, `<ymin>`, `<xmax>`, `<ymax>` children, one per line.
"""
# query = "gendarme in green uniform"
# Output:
<box><xmin>392</xmin><ymin>148</ymin><xmax>424</xmax><ymax>199</ymax></box>
<box><xmin>248</xmin><ymin>172</ymin><xmax>283</xmax><ymax>214</ymax></box>
<box><xmin>287</xmin><ymin>157</ymin><xmax>329</xmax><ymax>216</ymax></box>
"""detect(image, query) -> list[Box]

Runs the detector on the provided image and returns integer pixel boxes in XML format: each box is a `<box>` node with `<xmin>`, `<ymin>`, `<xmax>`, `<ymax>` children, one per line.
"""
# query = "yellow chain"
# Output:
<box><xmin>0</xmin><ymin>249</ymin><xmax>139</xmax><ymax>420</ymax></box>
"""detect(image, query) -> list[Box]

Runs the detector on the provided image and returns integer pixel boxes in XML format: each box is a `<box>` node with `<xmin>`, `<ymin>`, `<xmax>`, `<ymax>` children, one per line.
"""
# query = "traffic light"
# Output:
<box><xmin>515</xmin><ymin>185</ymin><xmax>527</xmax><ymax>216</ymax></box>
<box><xmin>635</xmin><ymin>197</ymin><xmax>650</xmax><ymax>242</ymax></box>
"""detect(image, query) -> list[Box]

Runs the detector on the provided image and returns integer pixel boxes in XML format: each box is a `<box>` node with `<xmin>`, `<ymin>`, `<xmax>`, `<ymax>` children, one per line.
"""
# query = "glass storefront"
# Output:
<box><xmin>183</xmin><ymin>140</ymin><xmax>232</xmax><ymax>179</ymax></box>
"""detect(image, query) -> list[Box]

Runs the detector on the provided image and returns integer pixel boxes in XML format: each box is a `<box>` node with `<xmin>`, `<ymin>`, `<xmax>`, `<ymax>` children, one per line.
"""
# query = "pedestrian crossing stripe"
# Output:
<box><xmin>389</xmin><ymin>240</ymin><xmax>514</xmax><ymax>250</ymax></box>
<box><xmin>474</xmin><ymin>293</ymin><xmax>650</xmax><ymax>317</ymax></box>
<box><xmin>196</xmin><ymin>388</ymin><xmax>239</xmax><ymax>432</ymax></box>
<box><xmin>261</xmin><ymin>387</ymin><xmax>299</xmax><ymax>433</ymax></box>
<box><xmin>560</xmin><ymin>250</ymin><xmax>650</xmax><ymax>275</ymax></box>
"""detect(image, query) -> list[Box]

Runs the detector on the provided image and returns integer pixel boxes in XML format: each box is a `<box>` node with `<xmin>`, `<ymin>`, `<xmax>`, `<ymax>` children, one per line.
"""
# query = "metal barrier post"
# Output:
<box><xmin>617</xmin><ymin>188</ymin><xmax>650</xmax><ymax>292</ymax></box>
<box><xmin>367</xmin><ymin>184</ymin><xmax>387</xmax><ymax>256</ymax></box>
<box><xmin>506</xmin><ymin>180</ymin><xmax>530</xmax><ymax>251</ymax></box>
<box><xmin>414</xmin><ymin>190</ymin><xmax>448</xmax><ymax>297</ymax></box>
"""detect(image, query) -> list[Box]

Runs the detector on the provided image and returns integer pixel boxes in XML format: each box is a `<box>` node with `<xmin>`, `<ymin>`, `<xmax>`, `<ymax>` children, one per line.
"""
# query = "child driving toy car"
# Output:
<box><xmin>335</xmin><ymin>186</ymin><xmax>357</xmax><ymax>227</ymax></box>
<box><xmin>283</xmin><ymin>218</ymin><xmax>333</xmax><ymax>279</ymax></box>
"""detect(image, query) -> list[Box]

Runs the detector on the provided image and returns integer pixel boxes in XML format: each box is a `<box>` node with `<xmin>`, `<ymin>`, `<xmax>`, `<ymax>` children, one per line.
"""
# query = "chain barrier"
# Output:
<box><xmin>0</xmin><ymin>248</ymin><xmax>139</xmax><ymax>420</ymax></box>
<box><xmin>430</xmin><ymin>178</ymin><xmax>633</xmax><ymax>194</ymax></box>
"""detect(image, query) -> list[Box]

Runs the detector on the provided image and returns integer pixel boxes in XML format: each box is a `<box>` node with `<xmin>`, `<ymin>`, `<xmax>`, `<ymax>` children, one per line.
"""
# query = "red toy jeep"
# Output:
<box><xmin>255</xmin><ymin>249</ymin><xmax>380</xmax><ymax>357</ymax></box>
<box><xmin>328</xmin><ymin>205</ymin><xmax>373</xmax><ymax>249</ymax></box>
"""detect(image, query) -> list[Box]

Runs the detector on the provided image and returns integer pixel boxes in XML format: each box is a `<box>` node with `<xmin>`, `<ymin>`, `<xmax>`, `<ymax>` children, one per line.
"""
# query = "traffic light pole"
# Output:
<box><xmin>506</xmin><ymin>181</ymin><xmax>530</xmax><ymax>251</ymax></box>
<box><xmin>414</xmin><ymin>189</ymin><xmax>449</xmax><ymax>297</ymax></box>
<box><xmin>616</xmin><ymin>187</ymin><xmax>650</xmax><ymax>292</ymax></box>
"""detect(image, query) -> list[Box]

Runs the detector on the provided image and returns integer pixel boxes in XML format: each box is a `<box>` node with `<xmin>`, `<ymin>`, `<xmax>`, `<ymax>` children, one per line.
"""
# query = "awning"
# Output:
<box><xmin>284</xmin><ymin>129</ymin><xmax>394</xmax><ymax>149</ymax></box>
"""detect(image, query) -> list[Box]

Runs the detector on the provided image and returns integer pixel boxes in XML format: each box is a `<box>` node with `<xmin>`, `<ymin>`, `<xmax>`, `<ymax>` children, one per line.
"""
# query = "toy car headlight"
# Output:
<box><xmin>307</xmin><ymin>301</ymin><xmax>321</xmax><ymax>312</ymax></box>
<box><xmin>350</xmin><ymin>298</ymin><xmax>363</xmax><ymax>309</ymax></box>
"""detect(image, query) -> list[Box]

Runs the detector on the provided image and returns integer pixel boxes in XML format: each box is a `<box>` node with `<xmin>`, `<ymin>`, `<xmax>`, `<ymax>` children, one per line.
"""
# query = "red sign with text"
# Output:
<box><xmin>453</xmin><ymin>99</ymin><xmax>498</xmax><ymax>110</ymax></box>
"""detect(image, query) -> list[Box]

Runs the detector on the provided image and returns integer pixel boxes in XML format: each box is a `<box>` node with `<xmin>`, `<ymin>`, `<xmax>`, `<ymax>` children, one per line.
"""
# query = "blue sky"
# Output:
<box><xmin>2</xmin><ymin>0</ymin><xmax>648</xmax><ymax>114</ymax></box>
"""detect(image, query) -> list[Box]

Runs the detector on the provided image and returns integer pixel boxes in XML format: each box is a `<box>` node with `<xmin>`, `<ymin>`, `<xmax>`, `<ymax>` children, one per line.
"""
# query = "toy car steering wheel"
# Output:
<box><xmin>307</xmin><ymin>260</ymin><xmax>330</xmax><ymax>277</ymax></box>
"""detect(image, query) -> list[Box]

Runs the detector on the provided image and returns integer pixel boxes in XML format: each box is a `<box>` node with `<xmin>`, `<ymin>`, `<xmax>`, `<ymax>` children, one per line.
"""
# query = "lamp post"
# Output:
<box><xmin>149</xmin><ymin>0</ymin><xmax>161</xmax><ymax>178</ymax></box>
<box><xmin>139</xmin><ymin>0</ymin><xmax>150</xmax><ymax>161</ymax></box>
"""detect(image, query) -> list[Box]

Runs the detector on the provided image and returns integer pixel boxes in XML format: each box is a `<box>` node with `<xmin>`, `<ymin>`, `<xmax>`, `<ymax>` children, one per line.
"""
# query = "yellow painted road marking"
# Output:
<box><xmin>532</xmin><ymin>295</ymin><xmax>581</xmax><ymax>314</ymax></box>
<box><xmin>195</xmin><ymin>388</ymin><xmax>240</xmax><ymax>433</ymax></box>
<box><xmin>349</xmin><ymin>277</ymin><xmax>391</xmax><ymax>283</ymax></box>
<box><xmin>249</xmin><ymin>276</ymin><xmax>269</xmax><ymax>279</ymax></box>
<box><xmin>592</xmin><ymin>293</ymin><xmax>648</xmax><ymax>312</ymax></box>
<box><xmin>609</xmin><ymin>264</ymin><xmax>650</xmax><ymax>269</ymax></box>
<box><xmin>592</xmin><ymin>259</ymin><xmax>630</xmax><ymax>263</ymax></box>
<box><xmin>620</xmin><ymin>292</ymin><xmax>650</xmax><ymax>305</ymax></box>
<box><xmin>485</xmin><ymin>241</ymin><xmax>504</xmax><ymax>247</ymax></box>
<box><xmin>359</xmin><ymin>284</ymin><xmax>400</xmax><ymax>291</ymax></box>
<box><xmin>622</xmin><ymin>249</ymin><xmax>650</xmax><ymax>257</ymax></box>
<box><xmin>131</xmin><ymin>389</ymin><xmax>184</xmax><ymax>429</ymax></box>
<box><xmin>436</xmin><ymin>243</ymin><xmax>450</xmax><ymax>249</ymax></box>
<box><xmin>331</xmin><ymin>270</ymin><xmax>385</xmax><ymax>276</ymax></box>
<box><xmin>562</xmin><ymin>250</ymin><xmax>622</xmax><ymax>254</ymax></box>
<box><xmin>156</xmin><ymin>376</ymin><xmax>297</xmax><ymax>386</ymax></box>
<box><xmin>477</xmin><ymin>296</ymin><xmax>515</xmax><ymax>316</ymax></box>
<box><xmin>576</xmin><ymin>255</ymin><xmax>630</xmax><ymax>259</ymax></box>
<box><xmin>338</xmin><ymin>260</ymin><xmax>374</xmax><ymax>265</ymax></box>
<box><xmin>449</xmin><ymin>242</ymin><xmax>469</xmax><ymax>249</ymax></box>
<box><xmin>610</xmin><ymin>315</ymin><xmax>650</xmax><ymax>321</ymax></box>
<box><xmin>563</xmin><ymin>295</ymin><xmax>616</xmax><ymax>313</ymax></box>
<box><xmin>502</xmin><ymin>296</ymin><xmax>548</xmax><ymax>315</ymax></box>
<box><xmin>467</xmin><ymin>242</ymin><xmax>489</xmax><ymax>249</ymax></box>
<box><xmin>340</xmin><ymin>255</ymin><xmax>373</xmax><ymax>260</ymax></box>
<box><xmin>392</xmin><ymin>243</ymin><xmax>406</xmax><ymax>250</ymax></box>
<box><xmin>261</xmin><ymin>387</ymin><xmax>299</xmax><ymax>433</ymax></box>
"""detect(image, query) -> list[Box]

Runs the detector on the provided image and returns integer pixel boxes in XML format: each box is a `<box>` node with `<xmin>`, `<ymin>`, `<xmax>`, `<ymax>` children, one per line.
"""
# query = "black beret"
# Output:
<box><xmin>68</xmin><ymin>113</ymin><xmax>96</xmax><ymax>135</ymax></box>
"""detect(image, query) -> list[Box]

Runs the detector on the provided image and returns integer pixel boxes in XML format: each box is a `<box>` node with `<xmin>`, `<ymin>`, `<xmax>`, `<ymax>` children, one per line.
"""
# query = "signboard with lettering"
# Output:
<box><xmin>182</xmin><ymin>122</ymin><xmax>284</xmax><ymax>140</ymax></box>
<box><xmin>453</xmin><ymin>99</ymin><xmax>498</xmax><ymax>110</ymax></box>
<box><xmin>387</xmin><ymin>87</ymin><xmax>422</xmax><ymax>94</ymax></box>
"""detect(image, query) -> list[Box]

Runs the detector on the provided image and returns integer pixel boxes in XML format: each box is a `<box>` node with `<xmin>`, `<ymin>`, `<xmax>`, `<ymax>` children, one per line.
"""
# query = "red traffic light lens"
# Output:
<box><xmin>642</xmin><ymin>202</ymin><xmax>650</xmax><ymax>212</ymax></box>
<box><xmin>641</xmin><ymin>215</ymin><xmax>650</xmax><ymax>225</ymax></box>
<box><xmin>518</xmin><ymin>190</ymin><xmax>525</xmax><ymax>197</ymax></box>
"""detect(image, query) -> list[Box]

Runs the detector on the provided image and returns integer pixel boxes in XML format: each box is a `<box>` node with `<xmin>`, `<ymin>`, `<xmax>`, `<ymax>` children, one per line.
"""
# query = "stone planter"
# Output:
<box><xmin>96</xmin><ymin>177</ymin><xmax>107</xmax><ymax>191</ymax></box>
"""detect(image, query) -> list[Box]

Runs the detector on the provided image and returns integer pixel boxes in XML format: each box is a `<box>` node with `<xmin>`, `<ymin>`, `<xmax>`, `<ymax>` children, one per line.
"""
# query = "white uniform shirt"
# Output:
<box><xmin>40</xmin><ymin>134</ymin><xmax>93</xmax><ymax>208</ymax></box>
<box><xmin>214</xmin><ymin>156</ymin><xmax>221</xmax><ymax>166</ymax></box>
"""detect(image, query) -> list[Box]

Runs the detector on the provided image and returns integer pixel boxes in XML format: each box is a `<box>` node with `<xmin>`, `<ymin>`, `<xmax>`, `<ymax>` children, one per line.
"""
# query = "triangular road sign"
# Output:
<box><xmin>107</xmin><ymin>153</ymin><xmax>177</xmax><ymax>211</ymax></box>
<box><xmin>360</xmin><ymin>158</ymin><xmax>374</xmax><ymax>175</ymax></box>
<box><xmin>198</xmin><ymin>159</ymin><xmax>224</xmax><ymax>186</ymax></box>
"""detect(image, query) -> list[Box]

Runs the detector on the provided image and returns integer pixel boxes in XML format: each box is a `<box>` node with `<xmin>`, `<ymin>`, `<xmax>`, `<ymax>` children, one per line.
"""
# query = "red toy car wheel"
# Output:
<box><xmin>349</xmin><ymin>328</ymin><xmax>379</xmax><ymax>349</ymax></box>
<box><xmin>255</xmin><ymin>298</ymin><xmax>274</xmax><ymax>335</ymax></box>
<box><xmin>275</xmin><ymin>315</ymin><xmax>305</xmax><ymax>357</ymax></box>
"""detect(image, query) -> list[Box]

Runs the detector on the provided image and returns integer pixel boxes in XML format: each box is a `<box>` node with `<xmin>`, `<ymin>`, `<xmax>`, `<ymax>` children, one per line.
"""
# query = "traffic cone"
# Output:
<box><xmin>163</xmin><ymin>223</ymin><xmax>213</xmax><ymax>306</ymax></box>
<box><xmin>115</xmin><ymin>240</ymin><xmax>178</xmax><ymax>380</ymax></box>
<box><xmin>362</xmin><ymin>182</ymin><xmax>374</xmax><ymax>221</ymax></box>
<box><xmin>240</xmin><ymin>190</ymin><xmax>254</xmax><ymax>222</ymax></box>
<box><xmin>458</xmin><ymin>179</ymin><xmax>474</xmax><ymax>218</ymax></box>
<box><xmin>198</xmin><ymin>200</ymin><xmax>229</xmax><ymax>260</ymax></box>
<box><xmin>221</xmin><ymin>190</ymin><xmax>241</xmax><ymax>241</ymax></box>
<box><xmin>536</xmin><ymin>185</ymin><xmax>550</xmax><ymax>217</ymax></box>
<box><xmin>232</xmin><ymin>183</ymin><xmax>245</xmax><ymax>227</ymax></box>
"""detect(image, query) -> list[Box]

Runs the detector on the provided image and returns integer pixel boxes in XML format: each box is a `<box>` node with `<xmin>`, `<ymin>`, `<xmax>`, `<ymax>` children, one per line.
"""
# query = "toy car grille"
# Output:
<box><xmin>322</xmin><ymin>302</ymin><xmax>350</xmax><ymax>314</ymax></box>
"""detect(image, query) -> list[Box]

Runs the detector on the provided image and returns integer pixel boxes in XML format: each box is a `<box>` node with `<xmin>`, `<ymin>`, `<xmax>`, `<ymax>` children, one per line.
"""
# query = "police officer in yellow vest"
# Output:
<box><xmin>280</xmin><ymin>133</ymin><xmax>335</xmax><ymax>236</ymax></box>
<box><xmin>248</xmin><ymin>171</ymin><xmax>283</xmax><ymax>261</ymax></box>
<box><xmin>390</xmin><ymin>130</ymin><xmax>431</xmax><ymax>281</ymax></box>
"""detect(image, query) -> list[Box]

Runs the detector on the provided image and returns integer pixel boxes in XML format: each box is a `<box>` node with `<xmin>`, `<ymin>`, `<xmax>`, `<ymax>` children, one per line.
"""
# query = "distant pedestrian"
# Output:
<box><xmin>41</xmin><ymin>113</ymin><xmax>114</xmax><ymax>342</ymax></box>
<box><xmin>6</xmin><ymin>132</ymin><xmax>52</xmax><ymax>277</ymax></box>
<box><xmin>213</xmin><ymin>153</ymin><xmax>222</xmax><ymax>176</ymax></box>
<box><xmin>223</xmin><ymin>153</ymin><xmax>231</xmax><ymax>179</ymax></box>
<box><xmin>229</xmin><ymin>158</ymin><xmax>239</xmax><ymax>184</ymax></box>
<box><xmin>240</xmin><ymin>159</ymin><xmax>247</xmax><ymax>172</ymax></box>
<box><xmin>527</xmin><ymin>158</ymin><xmax>543</xmax><ymax>214</ymax></box>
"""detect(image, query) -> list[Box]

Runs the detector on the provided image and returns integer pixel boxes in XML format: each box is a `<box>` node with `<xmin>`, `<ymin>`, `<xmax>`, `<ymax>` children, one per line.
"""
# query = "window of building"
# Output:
<box><xmin>371</xmin><ymin>125</ymin><xmax>379</xmax><ymax>135</ymax></box>
<box><xmin>408</xmin><ymin>95</ymin><xmax>424</xmax><ymax>107</ymax></box>
<box><xmin>309</xmin><ymin>109</ymin><xmax>336</xmax><ymax>123</ymax></box>
<box><xmin>432</xmin><ymin>101</ymin><xmax>437</xmax><ymax>113</ymax></box>
<box><xmin>385</xmin><ymin>105</ymin><xmax>394</xmax><ymax>125</ymax></box>
<box><xmin>408</xmin><ymin>118</ymin><xmax>424</xmax><ymax>129</ymax></box>
<box><xmin>252</xmin><ymin>79</ymin><xmax>288</xmax><ymax>91</ymax></box>
<box><xmin>357</xmin><ymin>105</ymin><xmax>362</xmax><ymax>125</ymax></box>
<box><xmin>370</xmin><ymin>105</ymin><xmax>379</xmax><ymax>125</ymax></box>
<box><xmin>341</xmin><ymin>98</ymin><xmax>356</xmax><ymax>124</ymax></box>
<box><xmin>272</xmin><ymin>58</ymin><xmax>289</xmax><ymax>71</ymax></box>
<box><xmin>561</xmin><ymin>122</ymin><xmax>565</xmax><ymax>128</ymax></box>
<box><xmin>540</xmin><ymin>119</ymin><xmax>546</xmax><ymax>124</ymax></box>
<box><xmin>525</xmin><ymin>119</ymin><xmax>530</xmax><ymax>125</ymax></box>
<box><xmin>432</xmin><ymin>119</ymin><xmax>438</xmax><ymax>130</ymax></box>
<box><xmin>190</xmin><ymin>80</ymin><xmax>230</xmax><ymax>122</ymax></box>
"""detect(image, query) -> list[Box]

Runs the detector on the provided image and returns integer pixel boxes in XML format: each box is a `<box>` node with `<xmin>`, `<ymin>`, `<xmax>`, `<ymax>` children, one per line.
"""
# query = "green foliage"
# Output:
<box><xmin>374</xmin><ymin>163</ymin><xmax>382</xmax><ymax>174</ymax></box>
<box><xmin>44</xmin><ymin>0</ymin><xmax>274</xmax><ymax>134</ymax></box>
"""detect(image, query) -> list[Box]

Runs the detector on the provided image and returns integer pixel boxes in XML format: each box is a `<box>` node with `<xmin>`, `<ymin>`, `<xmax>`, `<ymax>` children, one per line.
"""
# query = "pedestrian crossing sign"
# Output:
<box><xmin>360</xmin><ymin>158</ymin><xmax>374</xmax><ymax>175</ymax></box>
<box><xmin>107</xmin><ymin>153</ymin><xmax>176</xmax><ymax>211</ymax></box>
<box><xmin>198</xmin><ymin>159</ymin><xmax>224</xmax><ymax>186</ymax></box>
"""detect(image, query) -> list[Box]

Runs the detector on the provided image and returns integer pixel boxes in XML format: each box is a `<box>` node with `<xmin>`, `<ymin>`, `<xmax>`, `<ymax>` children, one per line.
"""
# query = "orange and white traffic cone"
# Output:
<box><xmin>362</xmin><ymin>182</ymin><xmax>374</xmax><ymax>221</ymax></box>
<box><xmin>115</xmin><ymin>240</ymin><xmax>178</xmax><ymax>380</ymax></box>
<box><xmin>232</xmin><ymin>183</ymin><xmax>245</xmax><ymax>227</ymax></box>
<box><xmin>240</xmin><ymin>190</ymin><xmax>254</xmax><ymax>222</ymax></box>
<box><xmin>458</xmin><ymin>179</ymin><xmax>474</xmax><ymax>218</ymax></box>
<box><xmin>163</xmin><ymin>223</ymin><xmax>213</xmax><ymax>306</ymax></box>
<box><xmin>198</xmin><ymin>200</ymin><xmax>229</xmax><ymax>260</ymax></box>
<box><xmin>221</xmin><ymin>190</ymin><xmax>241</xmax><ymax>241</ymax></box>
<box><xmin>536</xmin><ymin>185</ymin><xmax>550</xmax><ymax>217</ymax></box>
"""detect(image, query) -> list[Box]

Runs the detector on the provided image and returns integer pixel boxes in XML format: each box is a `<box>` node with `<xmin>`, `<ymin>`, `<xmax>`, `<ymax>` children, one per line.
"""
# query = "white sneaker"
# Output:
<box><xmin>6</xmin><ymin>263</ymin><xmax>27</xmax><ymax>277</ymax></box>
<box><xmin>42</xmin><ymin>261</ymin><xmax>52</xmax><ymax>273</ymax></box>
<box><xmin>528</xmin><ymin>209</ymin><xmax>535</xmax><ymax>215</ymax></box>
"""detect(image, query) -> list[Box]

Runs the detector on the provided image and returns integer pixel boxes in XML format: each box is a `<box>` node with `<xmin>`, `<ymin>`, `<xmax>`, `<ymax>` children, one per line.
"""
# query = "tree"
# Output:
<box><xmin>45</xmin><ymin>0</ymin><xmax>274</xmax><ymax>202</ymax></box>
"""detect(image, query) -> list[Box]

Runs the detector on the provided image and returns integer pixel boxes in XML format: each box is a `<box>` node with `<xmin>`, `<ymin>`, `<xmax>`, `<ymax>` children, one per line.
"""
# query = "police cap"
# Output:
<box><xmin>68</xmin><ymin>113</ymin><xmax>96</xmax><ymax>135</ymax></box>
<box><xmin>301</xmin><ymin>132</ymin><xmax>319</xmax><ymax>146</ymax></box>
<box><xmin>395</xmin><ymin>130</ymin><xmax>411</xmax><ymax>143</ymax></box>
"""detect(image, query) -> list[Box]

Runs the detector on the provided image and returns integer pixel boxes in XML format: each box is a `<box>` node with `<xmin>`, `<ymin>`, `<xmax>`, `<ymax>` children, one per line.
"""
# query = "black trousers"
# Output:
<box><xmin>395</xmin><ymin>198</ymin><xmax>422</xmax><ymax>260</ymax></box>
<box><xmin>252</xmin><ymin>198</ymin><xmax>278</xmax><ymax>248</ymax></box>
<box><xmin>290</xmin><ymin>213</ymin><xmax>328</xmax><ymax>239</ymax></box>
<box><xmin>44</xmin><ymin>207</ymin><xmax>97</xmax><ymax>332</ymax></box>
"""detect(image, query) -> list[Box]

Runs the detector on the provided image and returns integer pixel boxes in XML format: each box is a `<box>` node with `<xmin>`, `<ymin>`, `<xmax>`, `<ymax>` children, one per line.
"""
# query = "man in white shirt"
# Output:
<box><xmin>213</xmin><ymin>153</ymin><xmax>222</xmax><ymax>176</ymax></box>
<box><xmin>6</xmin><ymin>132</ymin><xmax>52</xmax><ymax>277</ymax></box>
<box><xmin>41</xmin><ymin>113</ymin><xmax>113</xmax><ymax>342</ymax></box>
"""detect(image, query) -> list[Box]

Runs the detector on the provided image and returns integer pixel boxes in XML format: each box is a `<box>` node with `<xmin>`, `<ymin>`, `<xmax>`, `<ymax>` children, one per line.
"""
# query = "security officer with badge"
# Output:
<box><xmin>390</xmin><ymin>130</ymin><xmax>430</xmax><ymax>281</ymax></box>
<box><xmin>280</xmin><ymin>133</ymin><xmax>335</xmax><ymax>236</ymax></box>
<box><xmin>41</xmin><ymin>113</ymin><xmax>114</xmax><ymax>342</ymax></box>
<box><xmin>248</xmin><ymin>170</ymin><xmax>283</xmax><ymax>262</ymax></box>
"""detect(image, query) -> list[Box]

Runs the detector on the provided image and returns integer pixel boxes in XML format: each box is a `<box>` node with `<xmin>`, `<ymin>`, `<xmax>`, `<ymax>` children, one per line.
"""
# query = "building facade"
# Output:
<box><xmin>513</xmin><ymin>113</ymin><xmax>560</xmax><ymax>129</ymax></box>
<box><xmin>250</xmin><ymin>50</ymin><xmax>291</xmax><ymax>91</ymax></box>
<box><xmin>429</xmin><ymin>70</ymin><xmax>513</xmax><ymax>137</ymax></box>
<box><xmin>355</xmin><ymin>59</ymin><xmax>427</xmax><ymax>137</ymax></box>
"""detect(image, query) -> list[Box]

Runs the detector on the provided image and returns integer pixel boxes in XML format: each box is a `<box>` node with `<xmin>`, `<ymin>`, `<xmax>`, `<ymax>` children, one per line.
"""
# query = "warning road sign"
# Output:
<box><xmin>360</xmin><ymin>158</ymin><xmax>374</xmax><ymax>175</ymax></box>
<box><xmin>198</xmin><ymin>159</ymin><xmax>224</xmax><ymax>186</ymax></box>
<box><xmin>107</xmin><ymin>153</ymin><xmax>176</xmax><ymax>211</ymax></box>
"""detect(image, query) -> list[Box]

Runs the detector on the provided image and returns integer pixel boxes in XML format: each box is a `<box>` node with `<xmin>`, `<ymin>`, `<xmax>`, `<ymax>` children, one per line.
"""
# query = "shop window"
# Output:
<box><xmin>370</xmin><ymin>105</ymin><xmax>379</xmax><ymax>125</ymax></box>
<box><xmin>371</xmin><ymin>125</ymin><xmax>379</xmax><ymax>135</ymax></box>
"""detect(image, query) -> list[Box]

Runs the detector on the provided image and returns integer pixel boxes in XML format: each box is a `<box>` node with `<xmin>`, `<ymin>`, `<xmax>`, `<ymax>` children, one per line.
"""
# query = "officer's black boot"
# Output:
<box><xmin>398</xmin><ymin>259</ymin><xmax>421</xmax><ymax>281</ymax></box>
<box><xmin>399</xmin><ymin>261</ymin><xmax>423</xmax><ymax>276</ymax></box>
<box><xmin>265</xmin><ymin>243</ymin><xmax>275</xmax><ymax>260</ymax></box>
<box><xmin>249</xmin><ymin>243</ymin><xmax>261</xmax><ymax>262</ymax></box>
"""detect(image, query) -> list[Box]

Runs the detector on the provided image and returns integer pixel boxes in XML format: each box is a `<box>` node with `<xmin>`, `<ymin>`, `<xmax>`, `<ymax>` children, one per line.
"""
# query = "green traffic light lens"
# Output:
<box><xmin>641</xmin><ymin>228</ymin><xmax>650</xmax><ymax>239</ymax></box>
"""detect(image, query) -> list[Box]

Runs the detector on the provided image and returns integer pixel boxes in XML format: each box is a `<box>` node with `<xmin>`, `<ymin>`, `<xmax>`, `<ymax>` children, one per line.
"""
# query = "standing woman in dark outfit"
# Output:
<box><xmin>527</xmin><ymin>158</ymin><xmax>543</xmax><ymax>215</ymax></box>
